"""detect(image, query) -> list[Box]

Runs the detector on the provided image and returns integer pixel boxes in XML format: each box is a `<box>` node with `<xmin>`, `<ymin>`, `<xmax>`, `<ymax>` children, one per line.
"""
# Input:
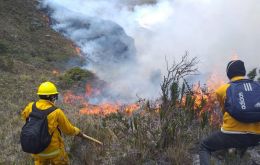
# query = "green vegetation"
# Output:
<box><xmin>0</xmin><ymin>0</ymin><xmax>79</xmax><ymax>69</ymax></box>
<box><xmin>59</xmin><ymin>67</ymin><xmax>96</xmax><ymax>89</ymax></box>
<box><xmin>247</xmin><ymin>68</ymin><xmax>257</xmax><ymax>80</ymax></box>
<box><xmin>0</xmin><ymin>0</ymin><xmax>259</xmax><ymax>164</ymax></box>
<box><xmin>0</xmin><ymin>0</ymin><xmax>83</xmax><ymax>163</ymax></box>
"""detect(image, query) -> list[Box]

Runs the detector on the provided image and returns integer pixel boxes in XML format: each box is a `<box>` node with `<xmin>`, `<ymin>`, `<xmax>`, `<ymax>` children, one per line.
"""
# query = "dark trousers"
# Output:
<box><xmin>199</xmin><ymin>131</ymin><xmax>260</xmax><ymax>165</ymax></box>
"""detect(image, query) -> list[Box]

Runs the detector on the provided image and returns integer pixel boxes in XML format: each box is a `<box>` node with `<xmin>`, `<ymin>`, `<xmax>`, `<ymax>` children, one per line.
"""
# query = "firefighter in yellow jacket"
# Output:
<box><xmin>199</xmin><ymin>60</ymin><xmax>260</xmax><ymax>165</ymax></box>
<box><xmin>21</xmin><ymin>81</ymin><xmax>83</xmax><ymax>165</ymax></box>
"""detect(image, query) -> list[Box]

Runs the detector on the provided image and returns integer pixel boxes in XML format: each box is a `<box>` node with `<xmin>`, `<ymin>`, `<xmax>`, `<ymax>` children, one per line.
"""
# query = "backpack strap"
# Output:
<box><xmin>29</xmin><ymin>103</ymin><xmax>57</xmax><ymax>119</ymax></box>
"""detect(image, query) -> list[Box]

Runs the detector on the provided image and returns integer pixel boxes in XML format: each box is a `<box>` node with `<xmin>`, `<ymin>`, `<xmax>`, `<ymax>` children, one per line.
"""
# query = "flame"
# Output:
<box><xmin>179</xmin><ymin>70</ymin><xmax>225</xmax><ymax>126</ymax></box>
<box><xmin>230</xmin><ymin>52</ymin><xmax>239</xmax><ymax>61</ymax></box>
<box><xmin>75</xmin><ymin>47</ymin><xmax>81</xmax><ymax>55</ymax></box>
<box><xmin>189</xmin><ymin>71</ymin><xmax>225</xmax><ymax>126</ymax></box>
<box><xmin>63</xmin><ymin>71</ymin><xmax>223</xmax><ymax>125</ymax></box>
<box><xmin>63</xmin><ymin>91</ymin><xmax>85</xmax><ymax>105</ymax></box>
<box><xmin>85</xmin><ymin>84</ymin><xmax>101</xmax><ymax>98</ymax></box>
<box><xmin>70</xmin><ymin>43</ymin><xmax>82</xmax><ymax>56</ymax></box>
<box><xmin>193</xmin><ymin>71</ymin><xmax>226</xmax><ymax>102</ymax></box>
<box><xmin>79</xmin><ymin>101</ymin><xmax>140</xmax><ymax>116</ymax></box>
<box><xmin>80</xmin><ymin>102</ymin><xmax>120</xmax><ymax>115</ymax></box>
<box><xmin>206</xmin><ymin>72</ymin><xmax>226</xmax><ymax>91</ymax></box>
<box><xmin>125</xmin><ymin>103</ymin><xmax>140</xmax><ymax>115</ymax></box>
<box><xmin>85</xmin><ymin>84</ymin><xmax>93</xmax><ymax>97</ymax></box>
<box><xmin>63</xmin><ymin>84</ymin><xmax>140</xmax><ymax>116</ymax></box>
<box><xmin>52</xmin><ymin>70</ymin><xmax>60</xmax><ymax>76</ymax></box>
<box><xmin>191</xmin><ymin>82</ymin><xmax>209</xmax><ymax>109</ymax></box>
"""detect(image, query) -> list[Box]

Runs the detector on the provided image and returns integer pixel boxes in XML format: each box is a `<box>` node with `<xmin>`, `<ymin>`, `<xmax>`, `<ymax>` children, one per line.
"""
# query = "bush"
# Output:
<box><xmin>59</xmin><ymin>67</ymin><xmax>95</xmax><ymax>89</ymax></box>
<box><xmin>247</xmin><ymin>68</ymin><xmax>257</xmax><ymax>80</ymax></box>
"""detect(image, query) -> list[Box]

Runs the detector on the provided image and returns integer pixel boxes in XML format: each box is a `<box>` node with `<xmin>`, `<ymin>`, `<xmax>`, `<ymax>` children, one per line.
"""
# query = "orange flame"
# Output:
<box><xmin>63</xmin><ymin>86</ymin><xmax>140</xmax><ymax>116</ymax></box>
<box><xmin>206</xmin><ymin>72</ymin><xmax>226</xmax><ymax>92</ymax></box>
<box><xmin>80</xmin><ymin>102</ymin><xmax>120</xmax><ymax>115</ymax></box>
<box><xmin>230</xmin><ymin>52</ymin><xmax>239</xmax><ymax>61</ymax></box>
<box><xmin>75</xmin><ymin>47</ymin><xmax>81</xmax><ymax>55</ymax></box>
<box><xmin>52</xmin><ymin>70</ymin><xmax>60</xmax><ymax>76</ymax></box>
<box><xmin>125</xmin><ymin>103</ymin><xmax>140</xmax><ymax>115</ymax></box>
<box><xmin>190</xmin><ymin>71</ymin><xmax>224</xmax><ymax>126</ymax></box>
<box><xmin>85</xmin><ymin>84</ymin><xmax>93</xmax><ymax>97</ymax></box>
<box><xmin>79</xmin><ymin>101</ymin><xmax>140</xmax><ymax>116</ymax></box>
<box><xmin>63</xmin><ymin>91</ymin><xmax>85</xmax><ymax>105</ymax></box>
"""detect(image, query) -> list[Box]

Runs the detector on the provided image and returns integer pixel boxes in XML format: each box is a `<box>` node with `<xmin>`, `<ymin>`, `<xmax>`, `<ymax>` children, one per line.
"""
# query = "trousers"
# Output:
<box><xmin>34</xmin><ymin>148</ymin><xmax>69</xmax><ymax>165</ymax></box>
<box><xmin>199</xmin><ymin>131</ymin><xmax>260</xmax><ymax>165</ymax></box>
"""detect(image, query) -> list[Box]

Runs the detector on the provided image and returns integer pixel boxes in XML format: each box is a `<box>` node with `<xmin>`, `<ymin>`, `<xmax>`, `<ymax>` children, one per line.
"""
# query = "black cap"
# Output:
<box><xmin>226</xmin><ymin>60</ymin><xmax>246</xmax><ymax>79</ymax></box>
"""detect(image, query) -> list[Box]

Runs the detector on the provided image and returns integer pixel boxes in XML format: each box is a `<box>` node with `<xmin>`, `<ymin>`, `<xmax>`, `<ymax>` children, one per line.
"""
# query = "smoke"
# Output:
<box><xmin>40</xmin><ymin>0</ymin><xmax>260</xmax><ymax>102</ymax></box>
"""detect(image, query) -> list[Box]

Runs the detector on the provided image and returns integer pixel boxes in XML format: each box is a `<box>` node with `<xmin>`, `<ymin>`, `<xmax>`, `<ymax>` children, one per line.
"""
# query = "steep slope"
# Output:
<box><xmin>0</xmin><ymin>0</ymin><xmax>80</xmax><ymax>163</ymax></box>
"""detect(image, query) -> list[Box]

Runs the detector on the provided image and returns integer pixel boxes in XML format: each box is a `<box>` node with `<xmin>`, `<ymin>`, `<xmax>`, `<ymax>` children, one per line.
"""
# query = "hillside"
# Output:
<box><xmin>0</xmin><ymin>0</ymin><xmax>82</xmax><ymax>163</ymax></box>
<box><xmin>1</xmin><ymin>1</ymin><xmax>260</xmax><ymax>165</ymax></box>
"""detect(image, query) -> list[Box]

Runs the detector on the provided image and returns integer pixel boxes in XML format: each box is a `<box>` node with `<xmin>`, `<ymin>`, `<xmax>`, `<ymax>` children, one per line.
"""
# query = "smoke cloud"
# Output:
<box><xmin>40</xmin><ymin>0</ymin><xmax>260</xmax><ymax>102</ymax></box>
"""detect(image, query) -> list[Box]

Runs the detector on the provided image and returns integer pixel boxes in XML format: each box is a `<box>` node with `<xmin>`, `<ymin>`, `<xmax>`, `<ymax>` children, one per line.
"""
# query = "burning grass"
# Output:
<box><xmin>0</xmin><ymin>0</ymin><xmax>259</xmax><ymax>163</ymax></box>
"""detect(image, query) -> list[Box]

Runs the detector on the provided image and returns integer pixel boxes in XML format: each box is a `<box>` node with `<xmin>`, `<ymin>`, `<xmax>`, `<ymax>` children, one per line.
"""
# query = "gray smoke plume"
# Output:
<box><xmin>54</xmin><ymin>16</ymin><xmax>136</xmax><ymax>67</ymax></box>
<box><xmin>40</xmin><ymin>0</ymin><xmax>260</xmax><ymax>102</ymax></box>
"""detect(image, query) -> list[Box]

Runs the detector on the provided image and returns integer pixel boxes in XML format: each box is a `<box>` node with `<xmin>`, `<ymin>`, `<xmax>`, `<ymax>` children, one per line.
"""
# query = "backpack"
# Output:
<box><xmin>20</xmin><ymin>103</ymin><xmax>57</xmax><ymax>154</ymax></box>
<box><xmin>225</xmin><ymin>79</ymin><xmax>260</xmax><ymax>123</ymax></box>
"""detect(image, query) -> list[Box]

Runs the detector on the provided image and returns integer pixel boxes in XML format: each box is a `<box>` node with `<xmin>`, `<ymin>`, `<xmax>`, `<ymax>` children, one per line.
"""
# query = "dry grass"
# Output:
<box><xmin>0</xmin><ymin>0</ymin><xmax>256</xmax><ymax>164</ymax></box>
<box><xmin>0</xmin><ymin>0</ymin><xmax>80</xmax><ymax>163</ymax></box>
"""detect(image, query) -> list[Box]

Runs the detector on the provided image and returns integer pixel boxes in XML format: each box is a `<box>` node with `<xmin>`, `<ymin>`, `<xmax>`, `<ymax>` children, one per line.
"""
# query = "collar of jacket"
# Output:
<box><xmin>37</xmin><ymin>99</ymin><xmax>55</xmax><ymax>107</ymax></box>
<box><xmin>230</xmin><ymin>76</ymin><xmax>245</xmax><ymax>82</ymax></box>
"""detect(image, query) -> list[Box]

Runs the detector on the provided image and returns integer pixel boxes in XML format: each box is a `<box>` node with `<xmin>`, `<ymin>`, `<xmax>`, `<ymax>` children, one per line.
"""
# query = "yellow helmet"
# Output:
<box><xmin>37</xmin><ymin>81</ymin><xmax>59</xmax><ymax>95</ymax></box>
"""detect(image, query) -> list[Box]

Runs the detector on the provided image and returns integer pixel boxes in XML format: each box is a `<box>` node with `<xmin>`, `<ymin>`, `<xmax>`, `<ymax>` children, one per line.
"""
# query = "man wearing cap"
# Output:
<box><xmin>21</xmin><ymin>81</ymin><xmax>83</xmax><ymax>165</ymax></box>
<box><xmin>199</xmin><ymin>60</ymin><xmax>260</xmax><ymax>165</ymax></box>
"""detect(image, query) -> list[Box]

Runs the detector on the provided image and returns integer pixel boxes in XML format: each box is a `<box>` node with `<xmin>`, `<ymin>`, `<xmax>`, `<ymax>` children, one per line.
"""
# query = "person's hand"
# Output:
<box><xmin>77</xmin><ymin>131</ymin><xmax>84</xmax><ymax>138</ymax></box>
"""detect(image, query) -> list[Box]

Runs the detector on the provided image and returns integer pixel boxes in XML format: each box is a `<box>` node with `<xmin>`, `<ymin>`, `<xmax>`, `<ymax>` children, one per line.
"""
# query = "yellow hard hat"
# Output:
<box><xmin>37</xmin><ymin>81</ymin><xmax>59</xmax><ymax>95</ymax></box>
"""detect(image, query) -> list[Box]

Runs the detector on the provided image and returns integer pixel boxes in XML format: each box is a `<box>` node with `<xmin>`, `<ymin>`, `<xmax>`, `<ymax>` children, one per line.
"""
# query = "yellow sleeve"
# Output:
<box><xmin>215</xmin><ymin>84</ymin><xmax>230</xmax><ymax>113</ymax></box>
<box><xmin>57</xmin><ymin>109</ymin><xmax>80</xmax><ymax>135</ymax></box>
<box><xmin>21</xmin><ymin>102</ymin><xmax>33</xmax><ymax>121</ymax></box>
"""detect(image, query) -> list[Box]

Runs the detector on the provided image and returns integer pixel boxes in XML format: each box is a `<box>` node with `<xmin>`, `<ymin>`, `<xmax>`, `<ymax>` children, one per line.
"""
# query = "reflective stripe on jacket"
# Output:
<box><xmin>21</xmin><ymin>99</ymin><xmax>80</xmax><ymax>156</ymax></box>
<box><xmin>216</xmin><ymin>76</ymin><xmax>260</xmax><ymax>134</ymax></box>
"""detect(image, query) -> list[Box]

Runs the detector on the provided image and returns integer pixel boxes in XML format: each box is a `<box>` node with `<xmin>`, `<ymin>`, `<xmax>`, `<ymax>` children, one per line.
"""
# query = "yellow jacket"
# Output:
<box><xmin>216</xmin><ymin>76</ymin><xmax>260</xmax><ymax>134</ymax></box>
<box><xmin>21</xmin><ymin>99</ymin><xmax>80</xmax><ymax>157</ymax></box>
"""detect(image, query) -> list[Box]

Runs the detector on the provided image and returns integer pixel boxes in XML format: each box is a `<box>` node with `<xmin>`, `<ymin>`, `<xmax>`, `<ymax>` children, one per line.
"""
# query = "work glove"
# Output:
<box><xmin>77</xmin><ymin>131</ymin><xmax>84</xmax><ymax>138</ymax></box>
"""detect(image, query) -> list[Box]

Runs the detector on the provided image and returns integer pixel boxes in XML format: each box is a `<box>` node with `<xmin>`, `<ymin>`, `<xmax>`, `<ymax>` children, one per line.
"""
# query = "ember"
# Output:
<box><xmin>52</xmin><ymin>70</ymin><xmax>59</xmax><ymax>76</ymax></box>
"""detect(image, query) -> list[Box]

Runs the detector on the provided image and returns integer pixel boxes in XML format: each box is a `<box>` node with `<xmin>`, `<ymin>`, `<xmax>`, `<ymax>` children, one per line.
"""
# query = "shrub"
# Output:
<box><xmin>59</xmin><ymin>67</ymin><xmax>95</xmax><ymax>89</ymax></box>
<box><xmin>158</xmin><ymin>53</ymin><xmax>198</xmax><ymax>148</ymax></box>
<box><xmin>247</xmin><ymin>68</ymin><xmax>257</xmax><ymax>80</ymax></box>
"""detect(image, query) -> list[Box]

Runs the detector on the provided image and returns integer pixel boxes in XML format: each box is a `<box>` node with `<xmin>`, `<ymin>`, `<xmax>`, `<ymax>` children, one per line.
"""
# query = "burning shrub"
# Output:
<box><xmin>158</xmin><ymin>53</ymin><xmax>199</xmax><ymax>149</ymax></box>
